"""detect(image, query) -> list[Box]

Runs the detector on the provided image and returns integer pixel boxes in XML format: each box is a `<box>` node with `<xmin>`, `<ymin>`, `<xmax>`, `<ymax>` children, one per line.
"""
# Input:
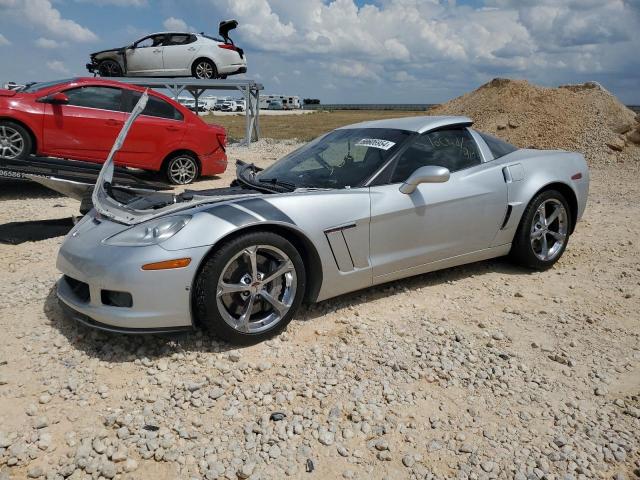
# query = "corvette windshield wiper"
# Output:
<box><xmin>258</xmin><ymin>177</ymin><xmax>297</xmax><ymax>191</ymax></box>
<box><xmin>235</xmin><ymin>164</ymin><xmax>282</xmax><ymax>193</ymax></box>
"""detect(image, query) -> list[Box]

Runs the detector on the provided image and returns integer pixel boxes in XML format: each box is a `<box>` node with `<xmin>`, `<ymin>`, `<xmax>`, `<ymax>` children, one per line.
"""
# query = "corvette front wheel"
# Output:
<box><xmin>194</xmin><ymin>232</ymin><xmax>306</xmax><ymax>344</ymax></box>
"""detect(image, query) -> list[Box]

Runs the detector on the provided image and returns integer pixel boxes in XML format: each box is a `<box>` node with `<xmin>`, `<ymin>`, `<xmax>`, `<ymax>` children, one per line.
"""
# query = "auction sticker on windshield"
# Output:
<box><xmin>355</xmin><ymin>138</ymin><xmax>396</xmax><ymax>150</ymax></box>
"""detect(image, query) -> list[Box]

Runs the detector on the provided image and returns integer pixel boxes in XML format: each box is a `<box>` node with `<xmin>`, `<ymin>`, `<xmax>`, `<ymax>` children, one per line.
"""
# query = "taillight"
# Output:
<box><xmin>216</xmin><ymin>133</ymin><xmax>227</xmax><ymax>148</ymax></box>
<box><xmin>218</xmin><ymin>44</ymin><xmax>237</xmax><ymax>51</ymax></box>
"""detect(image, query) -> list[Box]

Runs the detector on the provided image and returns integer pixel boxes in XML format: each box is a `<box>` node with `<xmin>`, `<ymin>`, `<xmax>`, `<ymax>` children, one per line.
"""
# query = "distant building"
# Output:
<box><xmin>259</xmin><ymin>94</ymin><xmax>301</xmax><ymax>110</ymax></box>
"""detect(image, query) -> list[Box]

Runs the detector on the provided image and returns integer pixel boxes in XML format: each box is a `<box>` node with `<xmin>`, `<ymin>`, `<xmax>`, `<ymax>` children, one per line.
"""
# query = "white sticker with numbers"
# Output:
<box><xmin>355</xmin><ymin>138</ymin><xmax>396</xmax><ymax>150</ymax></box>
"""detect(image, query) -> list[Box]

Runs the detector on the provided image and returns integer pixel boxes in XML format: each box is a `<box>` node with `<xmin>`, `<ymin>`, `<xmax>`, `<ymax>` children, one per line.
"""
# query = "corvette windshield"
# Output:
<box><xmin>258</xmin><ymin>128</ymin><xmax>410</xmax><ymax>189</ymax></box>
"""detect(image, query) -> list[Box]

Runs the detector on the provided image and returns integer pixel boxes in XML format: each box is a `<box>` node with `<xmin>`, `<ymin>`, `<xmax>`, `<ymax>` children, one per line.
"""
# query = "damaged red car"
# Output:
<box><xmin>0</xmin><ymin>78</ymin><xmax>227</xmax><ymax>184</ymax></box>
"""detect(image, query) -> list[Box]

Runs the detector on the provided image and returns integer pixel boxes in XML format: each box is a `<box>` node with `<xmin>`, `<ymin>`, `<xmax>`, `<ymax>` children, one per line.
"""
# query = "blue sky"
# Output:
<box><xmin>0</xmin><ymin>0</ymin><xmax>639</xmax><ymax>104</ymax></box>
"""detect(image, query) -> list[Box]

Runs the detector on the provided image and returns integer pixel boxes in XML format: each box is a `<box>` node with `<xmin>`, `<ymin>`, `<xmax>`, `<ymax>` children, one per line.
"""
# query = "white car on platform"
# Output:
<box><xmin>86</xmin><ymin>20</ymin><xmax>246</xmax><ymax>80</ymax></box>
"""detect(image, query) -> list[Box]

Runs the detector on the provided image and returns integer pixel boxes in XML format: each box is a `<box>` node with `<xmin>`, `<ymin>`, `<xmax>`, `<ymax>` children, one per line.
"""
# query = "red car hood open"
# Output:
<box><xmin>0</xmin><ymin>89</ymin><xmax>17</xmax><ymax>97</ymax></box>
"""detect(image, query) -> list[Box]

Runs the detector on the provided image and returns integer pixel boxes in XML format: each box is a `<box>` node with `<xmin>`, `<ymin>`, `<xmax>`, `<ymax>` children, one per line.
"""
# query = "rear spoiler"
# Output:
<box><xmin>218</xmin><ymin>19</ymin><xmax>238</xmax><ymax>44</ymax></box>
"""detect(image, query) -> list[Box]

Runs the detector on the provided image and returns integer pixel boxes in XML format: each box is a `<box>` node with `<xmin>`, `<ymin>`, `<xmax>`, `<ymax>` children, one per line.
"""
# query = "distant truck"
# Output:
<box><xmin>260</xmin><ymin>94</ymin><xmax>301</xmax><ymax>110</ymax></box>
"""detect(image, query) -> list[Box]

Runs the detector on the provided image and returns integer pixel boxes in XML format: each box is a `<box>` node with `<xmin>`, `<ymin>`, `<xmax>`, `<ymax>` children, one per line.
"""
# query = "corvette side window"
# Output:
<box><xmin>391</xmin><ymin>128</ymin><xmax>481</xmax><ymax>183</ymax></box>
<box><xmin>64</xmin><ymin>86</ymin><xmax>123</xmax><ymax>112</ymax></box>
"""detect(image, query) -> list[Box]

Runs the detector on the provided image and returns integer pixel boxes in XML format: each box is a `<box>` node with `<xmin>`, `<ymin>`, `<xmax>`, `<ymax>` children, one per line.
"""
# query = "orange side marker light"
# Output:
<box><xmin>142</xmin><ymin>258</ymin><xmax>191</xmax><ymax>271</ymax></box>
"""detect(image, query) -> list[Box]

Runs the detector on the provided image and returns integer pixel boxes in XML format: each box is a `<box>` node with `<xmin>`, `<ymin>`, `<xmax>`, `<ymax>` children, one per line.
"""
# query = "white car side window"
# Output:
<box><xmin>136</xmin><ymin>38</ymin><xmax>154</xmax><ymax>48</ymax></box>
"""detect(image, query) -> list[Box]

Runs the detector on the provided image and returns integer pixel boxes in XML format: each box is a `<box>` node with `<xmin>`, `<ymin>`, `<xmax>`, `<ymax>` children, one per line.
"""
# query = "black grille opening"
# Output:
<box><xmin>63</xmin><ymin>275</ymin><xmax>90</xmax><ymax>303</ymax></box>
<box><xmin>101</xmin><ymin>290</ymin><xmax>133</xmax><ymax>308</ymax></box>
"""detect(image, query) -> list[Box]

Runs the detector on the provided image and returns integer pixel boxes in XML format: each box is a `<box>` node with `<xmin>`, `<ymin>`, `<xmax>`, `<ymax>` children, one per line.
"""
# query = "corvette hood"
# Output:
<box><xmin>92</xmin><ymin>90</ymin><xmax>261</xmax><ymax>225</ymax></box>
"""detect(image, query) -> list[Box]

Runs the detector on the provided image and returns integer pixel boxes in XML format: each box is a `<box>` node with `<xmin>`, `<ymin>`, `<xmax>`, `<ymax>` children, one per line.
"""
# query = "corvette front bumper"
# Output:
<box><xmin>56</xmin><ymin>215</ymin><xmax>211</xmax><ymax>332</ymax></box>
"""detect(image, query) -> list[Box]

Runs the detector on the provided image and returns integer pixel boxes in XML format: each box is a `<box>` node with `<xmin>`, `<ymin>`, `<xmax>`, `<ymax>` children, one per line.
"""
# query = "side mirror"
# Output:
<box><xmin>399</xmin><ymin>165</ymin><xmax>450</xmax><ymax>194</ymax></box>
<box><xmin>37</xmin><ymin>92</ymin><xmax>69</xmax><ymax>105</ymax></box>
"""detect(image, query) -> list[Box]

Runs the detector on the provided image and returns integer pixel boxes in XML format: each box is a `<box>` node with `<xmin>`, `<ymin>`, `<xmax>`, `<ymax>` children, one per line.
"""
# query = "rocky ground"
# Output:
<box><xmin>0</xmin><ymin>140</ymin><xmax>639</xmax><ymax>480</ymax></box>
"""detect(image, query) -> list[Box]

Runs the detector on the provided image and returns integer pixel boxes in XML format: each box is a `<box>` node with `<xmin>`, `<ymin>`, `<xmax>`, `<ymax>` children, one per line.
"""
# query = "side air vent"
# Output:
<box><xmin>325</xmin><ymin>226</ymin><xmax>355</xmax><ymax>272</ymax></box>
<box><xmin>501</xmin><ymin>205</ymin><xmax>513</xmax><ymax>230</ymax></box>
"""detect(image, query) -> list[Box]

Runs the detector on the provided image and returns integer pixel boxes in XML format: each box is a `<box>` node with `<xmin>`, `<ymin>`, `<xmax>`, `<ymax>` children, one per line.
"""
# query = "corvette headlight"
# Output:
<box><xmin>104</xmin><ymin>215</ymin><xmax>191</xmax><ymax>246</ymax></box>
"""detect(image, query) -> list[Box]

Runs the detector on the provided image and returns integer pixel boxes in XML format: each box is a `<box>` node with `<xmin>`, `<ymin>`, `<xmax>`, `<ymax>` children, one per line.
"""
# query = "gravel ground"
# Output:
<box><xmin>0</xmin><ymin>140</ymin><xmax>639</xmax><ymax>480</ymax></box>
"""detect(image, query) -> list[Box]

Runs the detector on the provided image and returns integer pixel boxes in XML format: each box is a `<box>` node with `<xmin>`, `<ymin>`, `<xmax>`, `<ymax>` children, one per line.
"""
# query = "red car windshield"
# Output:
<box><xmin>22</xmin><ymin>79</ymin><xmax>75</xmax><ymax>93</ymax></box>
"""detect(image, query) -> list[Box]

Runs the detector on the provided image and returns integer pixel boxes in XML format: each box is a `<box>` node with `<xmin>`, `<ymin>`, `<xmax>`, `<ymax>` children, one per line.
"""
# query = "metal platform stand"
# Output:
<box><xmin>114</xmin><ymin>78</ymin><xmax>263</xmax><ymax>145</ymax></box>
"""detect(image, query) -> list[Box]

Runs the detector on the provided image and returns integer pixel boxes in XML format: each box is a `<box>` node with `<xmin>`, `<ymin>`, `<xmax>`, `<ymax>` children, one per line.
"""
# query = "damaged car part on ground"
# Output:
<box><xmin>86</xmin><ymin>20</ymin><xmax>246</xmax><ymax>80</ymax></box>
<box><xmin>55</xmin><ymin>105</ymin><xmax>589</xmax><ymax>344</ymax></box>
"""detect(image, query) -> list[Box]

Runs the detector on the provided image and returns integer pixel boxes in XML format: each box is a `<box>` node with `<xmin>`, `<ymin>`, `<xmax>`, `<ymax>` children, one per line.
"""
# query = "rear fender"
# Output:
<box><xmin>491</xmin><ymin>150</ymin><xmax>588</xmax><ymax>246</ymax></box>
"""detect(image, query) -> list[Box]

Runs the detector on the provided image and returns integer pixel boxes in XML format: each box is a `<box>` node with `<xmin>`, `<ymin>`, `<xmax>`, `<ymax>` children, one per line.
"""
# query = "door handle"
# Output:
<box><xmin>105</xmin><ymin>119</ymin><xmax>123</xmax><ymax>126</ymax></box>
<box><xmin>153</xmin><ymin>49</ymin><xmax>162</xmax><ymax>53</ymax></box>
<box><xmin>188</xmin><ymin>47</ymin><xmax>196</xmax><ymax>51</ymax></box>
<box><xmin>166</xmin><ymin>126</ymin><xmax>179</xmax><ymax>132</ymax></box>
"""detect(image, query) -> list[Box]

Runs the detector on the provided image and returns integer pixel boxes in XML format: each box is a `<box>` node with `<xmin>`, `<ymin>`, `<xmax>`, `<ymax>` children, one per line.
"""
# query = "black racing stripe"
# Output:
<box><xmin>236</xmin><ymin>198</ymin><xmax>294</xmax><ymax>224</ymax></box>
<box><xmin>205</xmin><ymin>204</ymin><xmax>258</xmax><ymax>227</ymax></box>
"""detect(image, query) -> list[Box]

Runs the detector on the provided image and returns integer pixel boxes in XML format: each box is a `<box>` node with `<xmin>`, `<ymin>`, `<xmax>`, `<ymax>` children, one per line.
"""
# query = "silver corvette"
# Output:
<box><xmin>56</xmin><ymin>94</ymin><xmax>589</xmax><ymax>343</ymax></box>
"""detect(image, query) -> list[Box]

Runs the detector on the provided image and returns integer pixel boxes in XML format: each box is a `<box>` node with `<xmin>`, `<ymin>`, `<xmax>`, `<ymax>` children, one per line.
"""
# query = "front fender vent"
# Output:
<box><xmin>324</xmin><ymin>223</ymin><xmax>369</xmax><ymax>272</ymax></box>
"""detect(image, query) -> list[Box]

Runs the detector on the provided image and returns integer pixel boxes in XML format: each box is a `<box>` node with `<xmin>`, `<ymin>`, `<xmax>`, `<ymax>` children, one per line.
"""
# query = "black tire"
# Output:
<box><xmin>192</xmin><ymin>59</ymin><xmax>217</xmax><ymax>80</ymax></box>
<box><xmin>164</xmin><ymin>153</ymin><xmax>199</xmax><ymax>185</ymax></box>
<box><xmin>194</xmin><ymin>231</ymin><xmax>306</xmax><ymax>344</ymax></box>
<box><xmin>0</xmin><ymin>121</ymin><xmax>32</xmax><ymax>159</ymax></box>
<box><xmin>511</xmin><ymin>189</ymin><xmax>572</xmax><ymax>270</ymax></box>
<box><xmin>97</xmin><ymin>59</ymin><xmax>123</xmax><ymax>77</ymax></box>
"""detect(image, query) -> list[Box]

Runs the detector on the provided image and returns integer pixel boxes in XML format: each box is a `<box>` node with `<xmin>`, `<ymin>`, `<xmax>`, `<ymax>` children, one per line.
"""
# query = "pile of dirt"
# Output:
<box><xmin>428</xmin><ymin>78</ymin><xmax>640</xmax><ymax>165</ymax></box>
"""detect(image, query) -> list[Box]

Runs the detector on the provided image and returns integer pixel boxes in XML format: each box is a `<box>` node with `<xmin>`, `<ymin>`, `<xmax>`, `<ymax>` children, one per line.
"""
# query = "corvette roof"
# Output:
<box><xmin>338</xmin><ymin>115</ymin><xmax>473</xmax><ymax>133</ymax></box>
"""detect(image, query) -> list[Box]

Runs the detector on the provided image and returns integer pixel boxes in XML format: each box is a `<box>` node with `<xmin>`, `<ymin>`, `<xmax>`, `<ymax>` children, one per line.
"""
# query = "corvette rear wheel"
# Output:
<box><xmin>98</xmin><ymin>59</ymin><xmax>123</xmax><ymax>77</ymax></box>
<box><xmin>0</xmin><ymin>121</ymin><xmax>31</xmax><ymax>159</ymax></box>
<box><xmin>511</xmin><ymin>189</ymin><xmax>571</xmax><ymax>269</ymax></box>
<box><xmin>194</xmin><ymin>232</ymin><xmax>306</xmax><ymax>344</ymax></box>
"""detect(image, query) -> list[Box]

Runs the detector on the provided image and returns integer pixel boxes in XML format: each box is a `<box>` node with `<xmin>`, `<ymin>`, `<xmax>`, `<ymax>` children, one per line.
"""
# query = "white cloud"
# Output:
<box><xmin>393</xmin><ymin>71</ymin><xmax>416</xmax><ymax>82</ymax></box>
<box><xmin>0</xmin><ymin>34</ymin><xmax>10</xmax><ymax>46</ymax></box>
<box><xmin>74</xmin><ymin>0</ymin><xmax>147</xmax><ymax>5</ymax></box>
<box><xmin>329</xmin><ymin>61</ymin><xmax>380</xmax><ymax>81</ymax></box>
<box><xmin>221</xmin><ymin>0</ymin><xmax>639</xmax><ymax>98</ymax></box>
<box><xmin>35</xmin><ymin>37</ymin><xmax>62</xmax><ymax>49</ymax></box>
<box><xmin>46</xmin><ymin>60</ymin><xmax>70</xmax><ymax>74</ymax></box>
<box><xmin>0</xmin><ymin>0</ymin><xmax>97</xmax><ymax>42</ymax></box>
<box><xmin>163</xmin><ymin>17</ymin><xmax>188</xmax><ymax>31</ymax></box>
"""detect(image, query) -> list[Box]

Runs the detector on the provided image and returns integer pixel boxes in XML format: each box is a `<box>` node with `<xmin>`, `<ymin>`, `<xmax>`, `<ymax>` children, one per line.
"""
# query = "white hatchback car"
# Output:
<box><xmin>87</xmin><ymin>20</ymin><xmax>247</xmax><ymax>80</ymax></box>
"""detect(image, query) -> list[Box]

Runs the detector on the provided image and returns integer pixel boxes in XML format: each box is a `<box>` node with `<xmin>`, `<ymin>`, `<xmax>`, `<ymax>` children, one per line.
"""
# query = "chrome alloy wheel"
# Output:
<box><xmin>195</xmin><ymin>61</ymin><xmax>214</xmax><ymax>79</ymax></box>
<box><xmin>216</xmin><ymin>245</ymin><xmax>297</xmax><ymax>334</ymax></box>
<box><xmin>0</xmin><ymin>125</ymin><xmax>24</xmax><ymax>159</ymax></box>
<box><xmin>168</xmin><ymin>157</ymin><xmax>197</xmax><ymax>184</ymax></box>
<box><xmin>530</xmin><ymin>198</ymin><xmax>568</xmax><ymax>261</ymax></box>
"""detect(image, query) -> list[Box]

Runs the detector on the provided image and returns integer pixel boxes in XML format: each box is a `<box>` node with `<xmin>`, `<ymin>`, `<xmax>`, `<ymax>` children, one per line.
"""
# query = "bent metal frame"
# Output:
<box><xmin>114</xmin><ymin>78</ymin><xmax>263</xmax><ymax>145</ymax></box>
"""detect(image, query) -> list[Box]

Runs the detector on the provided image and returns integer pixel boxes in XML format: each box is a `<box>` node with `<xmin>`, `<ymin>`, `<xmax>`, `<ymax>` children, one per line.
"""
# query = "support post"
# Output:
<box><xmin>253</xmin><ymin>87</ymin><xmax>260</xmax><ymax>142</ymax></box>
<box><xmin>112</xmin><ymin>78</ymin><xmax>263</xmax><ymax>145</ymax></box>
<box><xmin>242</xmin><ymin>86</ymin><xmax>251</xmax><ymax>146</ymax></box>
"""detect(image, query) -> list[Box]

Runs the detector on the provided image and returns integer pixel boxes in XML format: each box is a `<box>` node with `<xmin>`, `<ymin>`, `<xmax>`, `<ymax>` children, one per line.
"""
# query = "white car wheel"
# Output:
<box><xmin>193</xmin><ymin>59</ymin><xmax>217</xmax><ymax>80</ymax></box>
